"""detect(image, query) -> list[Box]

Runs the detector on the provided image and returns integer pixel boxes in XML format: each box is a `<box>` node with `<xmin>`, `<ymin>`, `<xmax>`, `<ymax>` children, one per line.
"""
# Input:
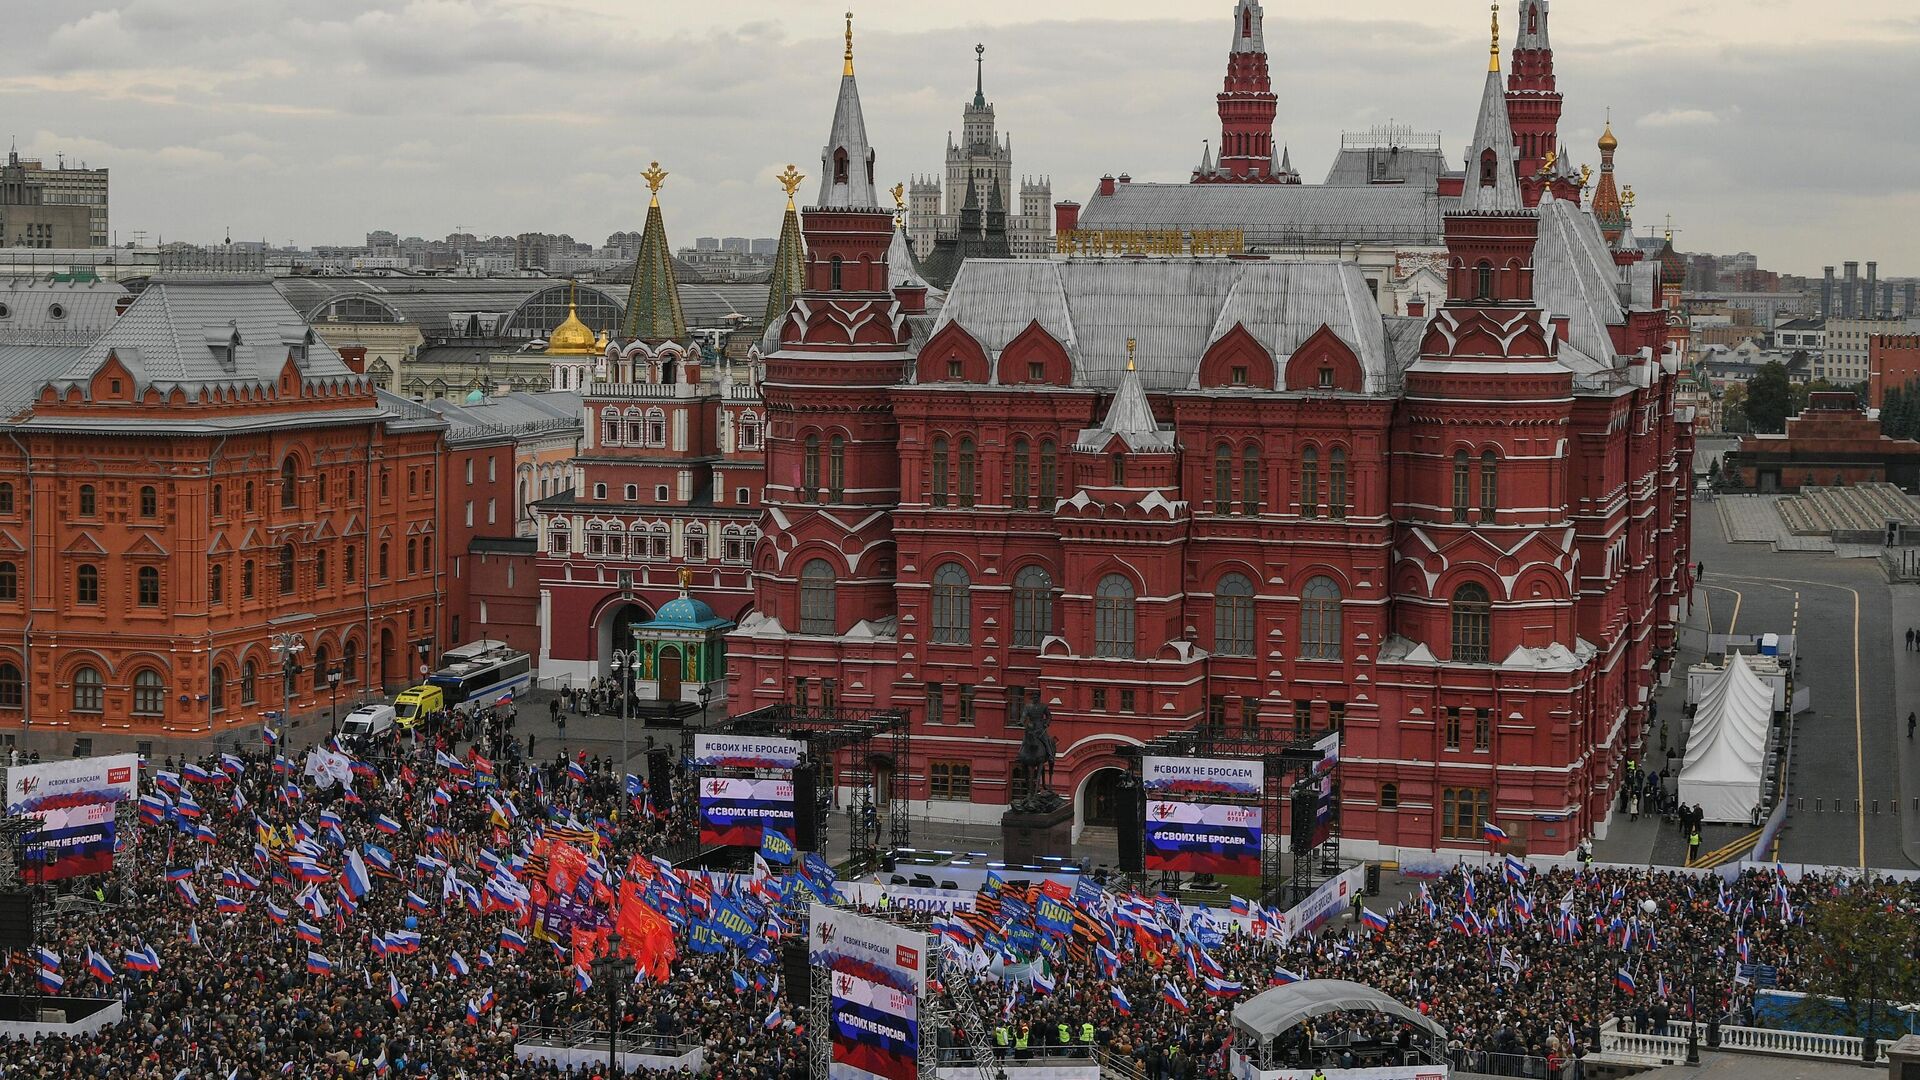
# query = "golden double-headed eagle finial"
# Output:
<box><xmin>642</xmin><ymin>161</ymin><xmax>668</xmax><ymax>207</ymax></box>
<box><xmin>1579</xmin><ymin>163</ymin><xmax>1593</xmax><ymax>190</ymax></box>
<box><xmin>777</xmin><ymin>164</ymin><xmax>805</xmax><ymax>209</ymax></box>
<box><xmin>1540</xmin><ymin>148</ymin><xmax>1557</xmax><ymax>178</ymax></box>
<box><xmin>1623</xmin><ymin>186</ymin><xmax>1637</xmax><ymax>210</ymax></box>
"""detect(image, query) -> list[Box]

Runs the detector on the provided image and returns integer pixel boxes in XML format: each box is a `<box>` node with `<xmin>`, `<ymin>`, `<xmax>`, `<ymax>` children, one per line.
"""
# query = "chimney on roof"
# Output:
<box><xmin>1097</xmin><ymin>175</ymin><xmax>1117</xmax><ymax>197</ymax></box>
<box><xmin>338</xmin><ymin>345</ymin><xmax>367</xmax><ymax>375</ymax></box>
<box><xmin>1550</xmin><ymin>314</ymin><xmax>1570</xmax><ymax>344</ymax></box>
<box><xmin>1117</xmin><ymin>174</ymin><xmax>1131</xmax><ymax>184</ymax></box>
<box><xmin>1054</xmin><ymin>201</ymin><xmax>1081</xmax><ymax>235</ymax></box>
<box><xmin>1406</xmin><ymin>295</ymin><xmax>1426</xmax><ymax>318</ymax></box>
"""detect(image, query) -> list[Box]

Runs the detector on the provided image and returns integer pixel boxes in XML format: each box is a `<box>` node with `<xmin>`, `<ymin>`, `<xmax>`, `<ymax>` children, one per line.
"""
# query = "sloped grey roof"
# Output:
<box><xmin>934</xmin><ymin>258</ymin><xmax>1396</xmax><ymax>393</ymax></box>
<box><xmin>416</xmin><ymin>391</ymin><xmax>583</xmax><ymax>446</ymax></box>
<box><xmin>1231</xmin><ymin>0</ymin><xmax>1265</xmax><ymax>52</ymax></box>
<box><xmin>1533</xmin><ymin>196</ymin><xmax>1625</xmax><ymax>373</ymax></box>
<box><xmin>817</xmin><ymin>71</ymin><xmax>880</xmax><ymax>209</ymax></box>
<box><xmin>1321</xmin><ymin>146</ymin><xmax>1451</xmax><ymax>190</ymax></box>
<box><xmin>1075</xmin><ymin>182</ymin><xmax>1448</xmax><ymax>246</ymax></box>
<box><xmin>1080</xmin><ymin>366</ymin><xmax>1173</xmax><ymax>451</ymax></box>
<box><xmin>0</xmin><ymin>344</ymin><xmax>89</xmax><ymax>420</ymax></box>
<box><xmin>1459</xmin><ymin>68</ymin><xmax>1523</xmax><ymax>213</ymax></box>
<box><xmin>47</xmin><ymin>277</ymin><xmax>366</xmax><ymax>397</ymax></box>
<box><xmin>0</xmin><ymin>279</ymin><xmax>128</xmax><ymax>345</ymax></box>
<box><xmin>1516</xmin><ymin>0</ymin><xmax>1551</xmax><ymax>49</ymax></box>
<box><xmin>278</xmin><ymin>277</ymin><xmax>545</xmax><ymax>333</ymax></box>
<box><xmin>1232</xmin><ymin>979</ymin><xmax>1446</xmax><ymax>1042</ymax></box>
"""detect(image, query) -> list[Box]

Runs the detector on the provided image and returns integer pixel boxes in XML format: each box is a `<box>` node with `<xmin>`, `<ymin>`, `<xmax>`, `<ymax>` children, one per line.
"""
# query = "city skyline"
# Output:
<box><xmin>4</xmin><ymin>1</ymin><xmax>1916</xmax><ymax>274</ymax></box>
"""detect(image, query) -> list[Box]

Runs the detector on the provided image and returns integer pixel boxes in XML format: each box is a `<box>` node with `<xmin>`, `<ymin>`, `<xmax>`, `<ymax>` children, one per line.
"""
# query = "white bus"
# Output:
<box><xmin>426</xmin><ymin>643</ymin><xmax>532</xmax><ymax>714</ymax></box>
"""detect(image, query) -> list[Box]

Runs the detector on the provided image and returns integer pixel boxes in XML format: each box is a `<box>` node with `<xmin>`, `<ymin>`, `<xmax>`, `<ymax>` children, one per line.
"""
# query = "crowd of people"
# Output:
<box><xmin>0</xmin><ymin>701</ymin><xmax>1910</xmax><ymax>1079</ymax></box>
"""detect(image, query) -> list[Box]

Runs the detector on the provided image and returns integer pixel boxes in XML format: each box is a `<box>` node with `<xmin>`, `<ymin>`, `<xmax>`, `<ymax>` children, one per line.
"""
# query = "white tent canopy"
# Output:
<box><xmin>1678</xmin><ymin>652</ymin><xmax>1774</xmax><ymax>823</ymax></box>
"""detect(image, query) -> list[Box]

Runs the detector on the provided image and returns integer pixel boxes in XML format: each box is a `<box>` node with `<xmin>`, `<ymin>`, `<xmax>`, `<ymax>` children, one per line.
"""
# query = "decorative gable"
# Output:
<box><xmin>89</xmin><ymin>351</ymin><xmax>137</xmax><ymax>403</ymax></box>
<box><xmin>916</xmin><ymin>322</ymin><xmax>991</xmax><ymax>385</ymax></box>
<box><xmin>1198</xmin><ymin>322</ymin><xmax>1276</xmax><ymax>390</ymax></box>
<box><xmin>1284</xmin><ymin>324</ymin><xmax>1363</xmax><ymax>392</ymax></box>
<box><xmin>996</xmin><ymin>321</ymin><xmax>1072</xmax><ymax>386</ymax></box>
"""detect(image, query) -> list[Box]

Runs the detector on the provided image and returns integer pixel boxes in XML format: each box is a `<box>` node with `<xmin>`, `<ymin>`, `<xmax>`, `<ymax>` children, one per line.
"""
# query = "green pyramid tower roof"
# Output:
<box><xmin>621</xmin><ymin>163</ymin><xmax>687</xmax><ymax>343</ymax></box>
<box><xmin>764</xmin><ymin>203</ymin><xmax>807</xmax><ymax>335</ymax></box>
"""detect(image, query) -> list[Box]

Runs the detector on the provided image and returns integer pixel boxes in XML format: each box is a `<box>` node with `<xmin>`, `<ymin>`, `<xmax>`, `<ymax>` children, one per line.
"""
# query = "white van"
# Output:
<box><xmin>340</xmin><ymin>704</ymin><xmax>397</xmax><ymax>740</ymax></box>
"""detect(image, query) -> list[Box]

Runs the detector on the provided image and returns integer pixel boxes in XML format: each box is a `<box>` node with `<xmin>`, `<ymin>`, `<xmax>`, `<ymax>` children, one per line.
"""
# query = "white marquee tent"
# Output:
<box><xmin>1678</xmin><ymin>652</ymin><xmax>1774</xmax><ymax>823</ymax></box>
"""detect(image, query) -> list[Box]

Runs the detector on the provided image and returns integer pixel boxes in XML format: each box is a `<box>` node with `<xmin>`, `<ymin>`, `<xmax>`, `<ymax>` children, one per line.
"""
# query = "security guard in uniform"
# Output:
<box><xmin>1081</xmin><ymin>1021</ymin><xmax>1096</xmax><ymax>1045</ymax></box>
<box><xmin>1059</xmin><ymin>1022</ymin><xmax>1073</xmax><ymax>1047</ymax></box>
<box><xmin>1014</xmin><ymin>1022</ymin><xmax>1031</xmax><ymax>1060</ymax></box>
<box><xmin>994</xmin><ymin>1024</ymin><xmax>1011</xmax><ymax>1058</ymax></box>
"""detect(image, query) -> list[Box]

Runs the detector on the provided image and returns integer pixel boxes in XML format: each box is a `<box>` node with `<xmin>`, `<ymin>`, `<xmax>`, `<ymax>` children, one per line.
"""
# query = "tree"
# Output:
<box><xmin>1720</xmin><ymin>382</ymin><xmax>1750</xmax><ymax>434</ymax></box>
<box><xmin>1788</xmin><ymin>883</ymin><xmax>1920</xmax><ymax>1058</ymax></box>
<box><xmin>1745</xmin><ymin>361</ymin><xmax>1793</xmax><ymax>434</ymax></box>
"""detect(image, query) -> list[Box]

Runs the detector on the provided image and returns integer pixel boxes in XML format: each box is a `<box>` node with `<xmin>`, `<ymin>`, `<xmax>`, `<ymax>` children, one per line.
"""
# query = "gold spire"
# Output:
<box><xmin>1126</xmin><ymin>337</ymin><xmax>1137</xmax><ymax>372</ymax></box>
<box><xmin>843</xmin><ymin>11</ymin><xmax>855</xmax><ymax>77</ymax></box>
<box><xmin>1598</xmin><ymin>107</ymin><xmax>1618</xmax><ymax>153</ymax></box>
<box><xmin>642</xmin><ymin>161</ymin><xmax>668</xmax><ymax>208</ymax></box>
<box><xmin>776</xmin><ymin>164</ymin><xmax>805</xmax><ymax>210</ymax></box>
<box><xmin>1489</xmin><ymin>4</ymin><xmax>1501</xmax><ymax>72</ymax></box>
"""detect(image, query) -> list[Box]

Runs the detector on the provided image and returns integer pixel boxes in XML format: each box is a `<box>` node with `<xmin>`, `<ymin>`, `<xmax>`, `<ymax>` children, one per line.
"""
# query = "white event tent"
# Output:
<box><xmin>1678</xmin><ymin>651</ymin><xmax>1774</xmax><ymax>823</ymax></box>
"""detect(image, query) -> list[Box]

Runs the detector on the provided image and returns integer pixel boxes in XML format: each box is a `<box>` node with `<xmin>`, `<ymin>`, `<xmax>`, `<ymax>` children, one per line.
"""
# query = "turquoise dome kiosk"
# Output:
<box><xmin>631</xmin><ymin>569</ymin><xmax>734</xmax><ymax>704</ymax></box>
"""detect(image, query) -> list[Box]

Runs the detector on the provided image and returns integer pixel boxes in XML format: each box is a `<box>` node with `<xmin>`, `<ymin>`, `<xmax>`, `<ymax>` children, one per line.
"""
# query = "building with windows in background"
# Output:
<box><xmin>727</xmin><ymin>1</ymin><xmax>1694</xmax><ymax>859</ymax></box>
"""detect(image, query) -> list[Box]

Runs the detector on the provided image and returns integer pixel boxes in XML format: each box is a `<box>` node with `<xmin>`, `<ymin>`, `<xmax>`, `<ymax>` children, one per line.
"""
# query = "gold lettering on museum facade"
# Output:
<box><xmin>1054</xmin><ymin>229</ymin><xmax>1246</xmax><ymax>257</ymax></box>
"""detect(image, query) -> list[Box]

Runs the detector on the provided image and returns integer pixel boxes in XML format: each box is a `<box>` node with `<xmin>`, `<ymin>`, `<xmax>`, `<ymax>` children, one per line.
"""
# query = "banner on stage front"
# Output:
<box><xmin>691</xmin><ymin>735</ymin><xmax>802</xmax><ymax>770</ymax></box>
<box><xmin>6</xmin><ymin>754</ymin><xmax>138</xmax><ymax>816</ymax></box>
<box><xmin>830</xmin><ymin>970</ymin><xmax>919</xmax><ymax>1080</ymax></box>
<box><xmin>1142</xmin><ymin>756</ymin><xmax>1263</xmax><ymax>797</ymax></box>
<box><xmin>698</xmin><ymin>777</ymin><xmax>794</xmax><ymax>847</ymax></box>
<box><xmin>1144</xmin><ymin>800</ymin><xmax>1262</xmax><ymax>876</ymax></box>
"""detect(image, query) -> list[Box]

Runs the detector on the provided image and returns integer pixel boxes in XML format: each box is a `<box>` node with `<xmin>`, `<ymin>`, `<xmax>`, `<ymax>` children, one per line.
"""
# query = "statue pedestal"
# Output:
<box><xmin>1001</xmin><ymin>799</ymin><xmax>1074</xmax><ymax>864</ymax></box>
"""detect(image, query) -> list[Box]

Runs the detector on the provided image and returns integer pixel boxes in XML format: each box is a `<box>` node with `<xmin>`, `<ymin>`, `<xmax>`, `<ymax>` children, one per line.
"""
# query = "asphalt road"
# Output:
<box><xmin>1693</xmin><ymin>499</ymin><xmax>1907</xmax><ymax>869</ymax></box>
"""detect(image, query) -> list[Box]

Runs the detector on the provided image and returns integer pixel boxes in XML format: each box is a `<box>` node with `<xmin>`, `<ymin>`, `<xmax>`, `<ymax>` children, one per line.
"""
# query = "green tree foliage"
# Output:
<box><xmin>1880</xmin><ymin>379</ymin><xmax>1920</xmax><ymax>441</ymax></box>
<box><xmin>1788</xmin><ymin>881</ymin><xmax>1920</xmax><ymax>1052</ymax></box>
<box><xmin>1745</xmin><ymin>361</ymin><xmax>1792</xmax><ymax>434</ymax></box>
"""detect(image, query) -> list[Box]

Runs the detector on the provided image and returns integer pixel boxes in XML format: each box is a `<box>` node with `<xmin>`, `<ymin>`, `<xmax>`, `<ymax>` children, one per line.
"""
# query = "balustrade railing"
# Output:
<box><xmin>1596</xmin><ymin>1018</ymin><xmax>1892</xmax><ymax>1065</ymax></box>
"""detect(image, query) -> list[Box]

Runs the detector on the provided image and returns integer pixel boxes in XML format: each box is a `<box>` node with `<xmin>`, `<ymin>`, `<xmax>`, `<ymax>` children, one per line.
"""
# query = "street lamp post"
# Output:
<box><xmin>612</xmin><ymin>649</ymin><xmax>631</xmax><ymax>776</ymax></box>
<box><xmin>592</xmin><ymin>929</ymin><xmax>625</xmax><ymax>1077</ymax></box>
<box><xmin>268</xmin><ymin>632</ymin><xmax>306</xmax><ymax>733</ymax></box>
<box><xmin>698</xmin><ymin>684</ymin><xmax>712</xmax><ymax>729</ymax></box>
<box><xmin>327</xmin><ymin>667</ymin><xmax>342</xmax><ymax>737</ymax></box>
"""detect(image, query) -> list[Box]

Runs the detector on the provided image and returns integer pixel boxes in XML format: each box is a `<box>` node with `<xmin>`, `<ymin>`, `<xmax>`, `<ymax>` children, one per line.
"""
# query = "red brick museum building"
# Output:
<box><xmin>728</xmin><ymin>1</ymin><xmax>1696</xmax><ymax>857</ymax></box>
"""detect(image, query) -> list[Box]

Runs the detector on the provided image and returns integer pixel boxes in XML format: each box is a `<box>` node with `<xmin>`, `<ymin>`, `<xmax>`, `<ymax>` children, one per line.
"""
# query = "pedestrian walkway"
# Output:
<box><xmin>1889</xmin><ymin>584</ymin><xmax>1920</xmax><ymax>868</ymax></box>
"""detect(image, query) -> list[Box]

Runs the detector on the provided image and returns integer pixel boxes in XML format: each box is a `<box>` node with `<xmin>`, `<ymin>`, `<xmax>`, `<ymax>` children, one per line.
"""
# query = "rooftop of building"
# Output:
<box><xmin>1074</xmin><ymin>180</ymin><xmax>1451</xmax><ymax>247</ymax></box>
<box><xmin>410</xmin><ymin>391</ymin><xmax>583</xmax><ymax>446</ymax></box>
<box><xmin>0</xmin><ymin>277</ymin><xmax>128</xmax><ymax>345</ymax></box>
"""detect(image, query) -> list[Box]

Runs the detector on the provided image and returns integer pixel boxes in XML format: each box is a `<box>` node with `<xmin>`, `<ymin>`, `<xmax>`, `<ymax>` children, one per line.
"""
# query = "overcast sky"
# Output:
<box><xmin>5</xmin><ymin>1</ymin><xmax>1916</xmax><ymax>276</ymax></box>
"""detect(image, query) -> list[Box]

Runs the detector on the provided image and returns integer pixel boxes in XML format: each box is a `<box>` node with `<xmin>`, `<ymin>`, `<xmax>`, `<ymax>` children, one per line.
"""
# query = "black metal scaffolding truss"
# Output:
<box><xmin>1129</xmin><ymin>724</ymin><xmax>1333</xmax><ymax>904</ymax></box>
<box><xmin>681</xmin><ymin>705</ymin><xmax>911</xmax><ymax>869</ymax></box>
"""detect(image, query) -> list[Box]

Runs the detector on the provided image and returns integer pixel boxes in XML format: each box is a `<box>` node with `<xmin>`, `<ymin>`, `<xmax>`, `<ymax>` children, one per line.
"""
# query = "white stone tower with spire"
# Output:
<box><xmin>907</xmin><ymin>43</ymin><xmax>1052</xmax><ymax>259</ymax></box>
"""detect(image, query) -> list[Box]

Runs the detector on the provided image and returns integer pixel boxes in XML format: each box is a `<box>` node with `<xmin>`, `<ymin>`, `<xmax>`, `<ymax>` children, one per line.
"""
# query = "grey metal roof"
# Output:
<box><xmin>0</xmin><ymin>343</ymin><xmax>88</xmax><ymax>420</ymax></box>
<box><xmin>1516</xmin><ymin>0</ymin><xmax>1551</xmax><ymax>49</ymax></box>
<box><xmin>1231</xmin><ymin>979</ymin><xmax>1447</xmax><ymax>1043</ymax></box>
<box><xmin>1079</xmin><ymin>366</ymin><xmax>1173</xmax><ymax>451</ymax></box>
<box><xmin>415</xmin><ymin>391</ymin><xmax>583</xmax><ymax>446</ymax></box>
<box><xmin>933</xmin><ymin>258</ymin><xmax>1397</xmax><ymax>393</ymax></box>
<box><xmin>1231</xmin><ymin>1</ymin><xmax>1265</xmax><ymax>52</ymax></box>
<box><xmin>0</xmin><ymin>278</ymin><xmax>127</xmax><ymax>345</ymax></box>
<box><xmin>1321</xmin><ymin>147</ymin><xmax>1451</xmax><ymax>190</ymax></box>
<box><xmin>1075</xmin><ymin>182</ymin><xmax>1448</xmax><ymax>246</ymax></box>
<box><xmin>46</xmin><ymin>277</ymin><xmax>367</xmax><ymax>398</ymax></box>
<box><xmin>1533</xmin><ymin>196</ymin><xmax>1625</xmax><ymax>373</ymax></box>
<box><xmin>277</xmin><ymin>277</ymin><xmax>544</xmax><ymax>334</ymax></box>
<box><xmin>817</xmin><ymin>70</ymin><xmax>880</xmax><ymax>210</ymax></box>
<box><xmin>1459</xmin><ymin>68</ymin><xmax>1523</xmax><ymax>214</ymax></box>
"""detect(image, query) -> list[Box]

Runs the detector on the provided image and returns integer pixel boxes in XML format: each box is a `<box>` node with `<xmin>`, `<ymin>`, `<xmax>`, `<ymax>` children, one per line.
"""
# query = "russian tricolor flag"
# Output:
<box><xmin>573</xmin><ymin>966</ymin><xmax>592</xmax><ymax>995</ymax></box>
<box><xmin>448</xmin><ymin>951</ymin><xmax>470</xmax><ymax>979</ymax></box>
<box><xmin>216</xmin><ymin>895</ymin><xmax>245</xmax><ymax>915</ymax></box>
<box><xmin>372</xmin><ymin>814</ymin><xmax>402</xmax><ymax>836</ymax></box>
<box><xmin>388</xmin><ymin>972</ymin><xmax>408</xmax><ymax>1011</ymax></box>
<box><xmin>1109</xmin><ymin>985</ymin><xmax>1132</xmax><ymax>1014</ymax></box>
<box><xmin>342</xmin><ymin>850</ymin><xmax>372</xmax><ymax>900</ymax></box>
<box><xmin>1614</xmin><ymin>967</ymin><xmax>1637</xmax><ymax>995</ymax></box>
<box><xmin>306</xmin><ymin>952</ymin><xmax>333</xmax><ymax>976</ymax></box>
<box><xmin>123</xmin><ymin>945</ymin><xmax>160</xmax><ymax>973</ymax></box>
<box><xmin>86</xmin><ymin>948</ymin><xmax>115</xmax><ymax>982</ymax></box>
<box><xmin>498</xmin><ymin>929</ymin><xmax>527</xmax><ymax>954</ymax></box>
<box><xmin>405</xmin><ymin>891</ymin><xmax>432</xmax><ymax>915</ymax></box>
<box><xmin>296</xmin><ymin>920</ymin><xmax>324</xmax><ymax>945</ymax></box>
<box><xmin>265</xmin><ymin>899</ymin><xmax>290</xmax><ymax>925</ymax></box>
<box><xmin>1272</xmin><ymin>966</ymin><xmax>1304</xmax><ymax>985</ymax></box>
<box><xmin>37</xmin><ymin>967</ymin><xmax>63</xmax><ymax>993</ymax></box>
<box><xmin>1361</xmin><ymin>907</ymin><xmax>1390</xmax><ymax>932</ymax></box>
<box><xmin>1161</xmin><ymin>981</ymin><xmax>1190</xmax><ymax>1011</ymax></box>
<box><xmin>1483</xmin><ymin>820</ymin><xmax>1508</xmax><ymax>843</ymax></box>
<box><xmin>567</xmin><ymin>759</ymin><xmax>589</xmax><ymax>784</ymax></box>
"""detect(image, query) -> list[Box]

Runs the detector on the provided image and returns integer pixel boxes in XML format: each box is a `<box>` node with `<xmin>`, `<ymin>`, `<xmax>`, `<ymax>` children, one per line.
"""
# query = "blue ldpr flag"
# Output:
<box><xmin>760</xmin><ymin>826</ymin><xmax>795</xmax><ymax>865</ymax></box>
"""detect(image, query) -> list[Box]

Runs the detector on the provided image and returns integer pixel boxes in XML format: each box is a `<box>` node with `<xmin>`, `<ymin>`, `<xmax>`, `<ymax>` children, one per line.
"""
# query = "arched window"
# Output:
<box><xmin>244</xmin><ymin>480</ymin><xmax>255</xmax><ymax>511</ymax></box>
<box><xmin>929</xmin><ymin>437</ymin><xmax>949</xmax><ymax>507</ymax></box>
<box><xmin>210</xmin><ymin>666</ymin><xmax>226</xmax><ymax>712</ymax></box>
<box><xmin>280</xmin><ymin>544</ymin><xmax>297</xmax><ymax>594</ymax></box>
<box><xmin>833</xmin><ymin>147</ymin><xmax>849</xmax><ymax>185</ymax></box>
<box><xmin>132</xmin><ymin>669</ymin><xmax>164</xmax><ymax>715</ymax></box>
<box><xmin>209</xmin><ymin>563</ymin><xmax>224</xmax><ymax>603</ymax></box>
<box><xmin>1242</xmin><ymin>446</ymin><xmax>1262</xmax><ymax>515</ymax></box>
<box><xmin>1093</xmin><ymin>574</ymin><xmax>1137</xmax><ymax>659</ymax></box>
<box><xmin>828</xmin><ymin>435</ymin><xmax>845</xmax><ymax>502</ymax></box>
<box><xmin>1452</xmin><ymin>450</ymin><xmax>1471</xmax><ymax>522</ymax></box>
<box><xmin>342</xmin><ymin>645</ymin><xmax>358</xmax><ymax>684</ymax></box>
<box><xmin>739</xmin><ymin>414</ymin><xmax>762</xmax><ymax>450</ymax></box>
<box><xmin>600</xmin><ymin>406</ymin><xmax>620</xmax><ymax>445</ymax></box>
<box><xmin>76</xmin><ymin>563</ymin><xmax>99</xmax><ymax>604</ymax></box>
<box><xmin>0</xmin><ymin>561</ymin><xmax>14</xmax><ymax>601</ymax></box>
<box><xmin>281</xmin><ymin>456</ymin><xmax>298</xmax><ymax>508</ymax></box>
<box><xmin>379</xmin><ymin>542</ymin><xmax>391</xmax><ymax>577</ymax></box>
<box><xmin>1474</xmin><ymin>261</ymin><xmax>1494</xmax><ymax>300</ymax></box>
<box><xmin>1213</xmin><ymin>573</ymin><xmax>1255</xmax><ymax>656</ymax></box>
<box><xmin>1380</xmin><ymin>783</ymin><xmax>1399</xmax><ymax>810</ymax></box>
<box><xmin>0</xmin><ymin>663</ymin><xmax>20</xmax><ymax>709</ymax></box>
<box><xmin>73</xmin><ymin>666</ymin><xmax>103</xmax><ymax>712</ymax></box>
<box><xmin>1299</xmin><ymin>447</ymin><xmax>1319</xmax><ymax>518</ymax></box>
<box><xmin>930</xmin><ymin>563</ymin><xmax>972</xmax><ymax>644</ymax></box>
<box><xmin>314</xmin><ymin>546</ymin><xmax>328</xmax><ymax>589</ymax></box>
<box><xmin>957</xmin><ymin>438</ymin><xmax>976</xmax><ymax>508</ymax></box>
<box><xmin>1038</xmin><ymin>440</ymin><xmax>1057</xmax><ymax>501</ymax></box>
<box><xmin>1012</xmin><ymin>566</ymin><xmax>1054</xmax><ymax>647</ymax></box>
<box><xmin>344</xmin><ymin>545</ymin><xmax>357</xmax><ymax>580</ymax></box>
<box><xmin>799</xmin><ymin>559</ymin><xmax>836</xmax><ymax>635</ymax></box>
<box><xmin>1328</xmin><ymin>447</ymin><xmax>1348</xmax><ymax>519</ymax></box>
<box><xmin>313</xmin><ymin>645</ymin><xmax>330</xmax><ymax>695</ymax></box>
<box><xmin>139</xmin><ymin>485</ymin><xmax>157</xmax><ymax>517</ymax></box>
<box><xmin>1213</xmin><ymin>445</ymin><xmax>1233</xmax><ymax>514</ymax></box>
<box><xmin>1480</xmin><ymin>450</ymin><xmax>1499</xmax><ymax>521</ymax></box>
<box><xmin>242</xmin><ymin>560</ymin><xmax>256</xmax><ymax>598</ymax></box>
<box><xmin>645</xmin><ymin>407</ymin><xmax>666</xmax><ymax>446</ymax></box>
<box><xmin>317</xmin><ymin>472</ymin><xmax>327</xmax><ymax>504</ymax></box>
<box><xmin>1451</xmin><ymin>583</ymin><xmax>1492</xmax><ymax>663</ymax></box>
<box><xmin>625</xmin><ymin>407</ymin><xmax>645</xmax><ymax>445</ymax></box>
<box><xmin>1010</xmin><ymin>438</ymin><xmax>1030</xmax><ymax>510</ymax></box>
<box><xmin>830</xmin><ymin>256</ymin><xmax>844</xmax><ymax>291</ymax></box>
<box><xmin>1479</xmin><ymin>148</ymin><xmax>1497</xmax><ymax>187</ymax></box>
<box><xmin>78</xmin><ymin>484</ymin><xmax>96</xmax><ymax>516</ymax></box>
<box><xmin>0</xmin><ymin>482</ymin><xmax>12</xmax><ymax>514</ymax></box>
<box><xmin>1300</xmin><ymin>576</ymin><xmax>1343</xmax><ymax>660</ymax></box>
<box><xmin>137</xmin><ymin>566</ymin><xmax>161</xmax><ymax>607</ymax></box>
<box><xmin>422</xmin><ymin>535</ymin><xmax>433</xmax><ymax>570</ymax></box>
<box><xmin>803</xmin><ymin>433</ymin><xmax>821</xmax><ymax>501</ymax></box>
<box><xmin>685</xmin><ymin>523</ymin><xmax>707</xmax><ymax>562</ymax></box>
<box><xmin>241</xmin><ymin>660</ymin><xmax>258</xmax><ymax>704</ymax></box>
<box><xmin>211</xmin><ymin>483</ymin><xmax>223</xmax><ymax>517</ymax></box>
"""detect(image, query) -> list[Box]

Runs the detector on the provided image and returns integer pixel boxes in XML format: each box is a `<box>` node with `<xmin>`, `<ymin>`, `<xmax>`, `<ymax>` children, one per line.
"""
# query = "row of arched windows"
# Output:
<box><xmin>599</xmin><ymin>406</ymin><xmax>669</xmax><ymax>448</ymax></box>
<box><xmin>1452</xmin><ymin>450</ymin><xmax>1500</xmax><ymax>523</ymax></box>
<box><xmin>930</xmin><ymin>437</ymin><xmax>1060</xmax><ymax>510</ymax></box>
<box><xmin>801</xmin><ymin>433</ymin><xmax>845</xmax><ymax>502</ymax></box>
